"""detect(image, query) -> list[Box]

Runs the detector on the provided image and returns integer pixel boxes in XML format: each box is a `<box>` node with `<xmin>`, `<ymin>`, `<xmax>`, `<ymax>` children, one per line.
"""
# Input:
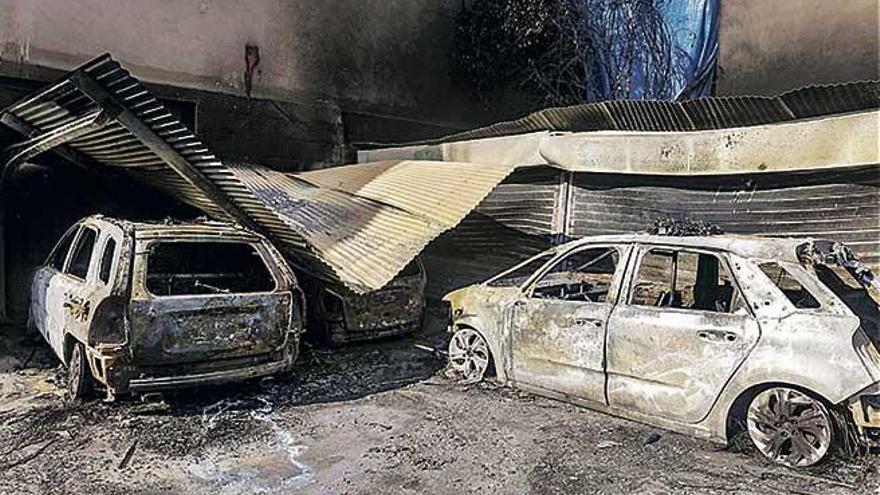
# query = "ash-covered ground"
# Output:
<box><xmin>0</xmin><ymin>304</ymin><xmax>877</xmax><ymax>495</ymax></box>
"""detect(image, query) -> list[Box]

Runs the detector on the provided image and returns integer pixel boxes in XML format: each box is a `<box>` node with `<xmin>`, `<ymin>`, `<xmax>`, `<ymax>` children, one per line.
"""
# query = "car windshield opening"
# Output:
<box><xmin>146</xmin><ymin>241</ymin><xmax>275</xmax><ymax>296</ymax></box>
<box><xmin>486</xmin><ymin>253</ymin><xmax>553</xmax><ymax>288</ymax></box>
<box><xmin>532</xmin><ymin>247</ymin><xmax>619</xmax><ymax>302</ymax></box>
<box><xmin>398</xmin><ymin>259</ymin><xmax>422</xmax><ymax>278</ymax></box>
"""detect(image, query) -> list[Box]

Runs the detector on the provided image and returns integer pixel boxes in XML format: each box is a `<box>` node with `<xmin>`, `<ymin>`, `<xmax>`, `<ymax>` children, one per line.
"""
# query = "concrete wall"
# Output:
<box><xmin>0</xmin><ymin>0</ymin><xmax>480</xmax><ymax>126</ymax></box>
<box><xmin>718</xmin><ymin>0</ymin><xmax>880</xmax><ymax>95</ymax></box>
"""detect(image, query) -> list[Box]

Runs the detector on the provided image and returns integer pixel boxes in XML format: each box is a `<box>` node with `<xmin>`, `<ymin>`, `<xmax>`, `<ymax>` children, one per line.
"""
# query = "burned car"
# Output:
<box><xmin>30</xmin><ymin>215</ymin><xmax>304</xmax><ymax>400</ymax></box>
<box><xmin>302</xmin><ymin>259</ymin><xmax>426</xmax><ymax>345</ymax></box>
<box><xmin>444</xmin><ymin>234</ymin><xmax>880</xmax><ymax>467</ymax></box>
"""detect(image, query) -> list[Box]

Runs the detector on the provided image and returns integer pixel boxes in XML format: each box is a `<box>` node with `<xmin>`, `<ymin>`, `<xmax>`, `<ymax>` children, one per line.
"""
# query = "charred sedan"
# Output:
<box><xmin>30</xmin><ymin>216</ymin><xmax>305</xmax><ymax>400</ymax></box>
<box><xmin>444</xmin><ymin>234</ymin><xmax>880</xmax><ymax>467</ymax></box>
<box><xmin>303</xmin><ymin>259</ymin><xmax>426</xmax><ymax>346</ymax></box>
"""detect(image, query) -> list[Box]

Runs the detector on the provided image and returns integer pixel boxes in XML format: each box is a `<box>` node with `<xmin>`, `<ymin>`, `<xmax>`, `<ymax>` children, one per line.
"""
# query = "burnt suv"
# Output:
<box><xmin>30</xmin><ymin>215</ymin><xmax>304</xmax><ymax>400</ymax></box>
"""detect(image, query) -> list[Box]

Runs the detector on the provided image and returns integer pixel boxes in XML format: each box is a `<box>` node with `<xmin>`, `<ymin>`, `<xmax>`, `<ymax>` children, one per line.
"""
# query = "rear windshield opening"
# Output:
<box><xmin>146</xmin><ymin>241</ymin><xmax>275</xmax><ymax>296</ymax></box>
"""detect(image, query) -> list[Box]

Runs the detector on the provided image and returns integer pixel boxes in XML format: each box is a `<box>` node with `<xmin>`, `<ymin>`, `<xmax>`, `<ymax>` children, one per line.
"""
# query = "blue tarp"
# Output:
<box><xmin>587</xmin><ymin>0</ymin><xmax>719</xmax><ymax>101</ymax></box>
<box><xmin>662</xmin><ymin>0</ymin><xmax>719</xmax><ymax>99</ymax></box>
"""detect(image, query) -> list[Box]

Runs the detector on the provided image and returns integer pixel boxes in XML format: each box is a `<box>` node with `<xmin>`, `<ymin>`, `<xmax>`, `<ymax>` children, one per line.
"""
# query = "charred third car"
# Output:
<box><xmin>30</xmin><ymin>215</ymin><xmax>304</xmax><ymax>400</ymax></box>
<box><xmin>302</xmin><ymin>259</ymin><xmax>426</xmax><ymax>346</ymax></box>
<box><xmin>444</xmin><ymin>234</ymin><xmax>880</xmax><ymax>467</ymax></box>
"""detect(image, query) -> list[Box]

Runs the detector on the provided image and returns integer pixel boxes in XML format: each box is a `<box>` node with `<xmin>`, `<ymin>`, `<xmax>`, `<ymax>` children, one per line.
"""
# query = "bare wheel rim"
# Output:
<box><xmin>67</xmin><ymin>344</ymin><xmax>83</xmax><ymax>398</ymax></box>
<box><xmin>746</xmin><ymin>387</ymin><xmax>832</xmax><ymax>467</ymax></box>
<box><xmin>448</xmin><ymin>328</ymin><xmax>490</xmax><ymax>381</ymax></box>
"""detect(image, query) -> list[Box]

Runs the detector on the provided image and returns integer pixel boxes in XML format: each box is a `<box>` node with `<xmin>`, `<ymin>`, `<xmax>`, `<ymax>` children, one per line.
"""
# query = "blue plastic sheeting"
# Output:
<box><xmin>586</xmin><ymin>0</ymin><xmax>719</xmax><ymax>101</ymax></box>
<box><xmin>663</xmin><ymin>0</ymin><xmax>719</xmax><ymax>99</ymax></box>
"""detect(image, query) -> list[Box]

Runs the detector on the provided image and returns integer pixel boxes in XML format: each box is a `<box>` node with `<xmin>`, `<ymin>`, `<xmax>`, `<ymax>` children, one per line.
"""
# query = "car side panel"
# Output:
<box><xmin>606</xmin><ymin>247</ymin><xmax>762</xmax><ymax>423</ymax></box>
<box><xmin>700</xmin><ymin>255</ymin><xmax>874</xmax><ymax>440</ymax></box>
<box><xmin>607</xmin><ymin>304</ymin><xmax>760</xmax><ymax>423</ymax></box>
<box><xmin>512</xmin><ymin>298</ymin><xmax>612</xmax><ymax>402</ymax></box>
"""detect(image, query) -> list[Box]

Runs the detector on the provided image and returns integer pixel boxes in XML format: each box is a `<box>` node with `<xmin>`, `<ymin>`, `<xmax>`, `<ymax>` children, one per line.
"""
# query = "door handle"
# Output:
<box><xmin>575</xmin><ymin>318</ymin><xmax>603</xmax><ymax>328</ymax></box>
<box><xmin>697</xmin><ymin>330</ymin><xmax>737</xmax><ymax>343</ymax></box>
<box><xmin>513</xmin><ymin>300</ymin><xmax>527</xmax><ymax>308</ymax></box>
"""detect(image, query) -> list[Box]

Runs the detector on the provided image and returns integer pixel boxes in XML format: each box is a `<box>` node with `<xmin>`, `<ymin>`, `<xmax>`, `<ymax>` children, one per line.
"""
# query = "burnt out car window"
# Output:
<box><xmin>532</xmin><ymin>247</ymin><xmax>619</xmax><ymax>302</ymax></box>
<box><xmin>146</xmin><ymin>241</ymin><xmax>275</xmax><ymax>296</ymax></box>
<box><xmin>631</xmin><ymin>249</ymin><xmax>742</xmax><ymax>313</ymax></box>
<box><xmin>49</xmin><ymin>227</ymin><xmax>78</xmax><ymax>271</ymax></box>
<box><xmin>486</xmin><ymin>253</ymin><xmax>554</xmax><ymax>288</ymax></box>
<box><xmin>99</xmin><ymin>238</ymin><xmax>117</xmax><ymax>284</ymax></box>
<box><xmin>814</xmin><ymin>264</ymin><xmax>879</xmax><ymax>334</ymax></box>
<box><xmin>67</xmin><ymin>227</ymin><xmax>98</xmax><ymax>280</ymax></box>
<box><xmin>759</xmin><ymin>262</ymin><xmax>820</xmax><ymax>309</ymax></box>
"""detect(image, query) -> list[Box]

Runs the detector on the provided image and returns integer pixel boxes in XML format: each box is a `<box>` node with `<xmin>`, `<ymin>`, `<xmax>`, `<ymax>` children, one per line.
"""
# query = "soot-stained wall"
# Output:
<box><xmin>717</xmin><ymin>0</ymin><xmax>880</xmax><ymax>95</ymax></box>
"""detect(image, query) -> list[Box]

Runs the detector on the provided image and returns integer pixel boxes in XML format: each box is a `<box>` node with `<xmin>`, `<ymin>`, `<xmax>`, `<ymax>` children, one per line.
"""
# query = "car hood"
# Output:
<box><xmin>443</xmin><ymin>284</ymin><xmax>521</xmax><ymax>308</ymax></box>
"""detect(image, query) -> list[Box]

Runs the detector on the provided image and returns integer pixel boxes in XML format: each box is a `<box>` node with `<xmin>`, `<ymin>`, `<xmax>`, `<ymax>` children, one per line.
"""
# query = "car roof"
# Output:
<box><xmin>81</xmin><ymin>215</ymin><xmax>263</xmax><ymax>242</ymax></box>
<box><xmin>558</xmin><ymin>233</ymin><xmax>817</xmax><ymax>263</ymax></box>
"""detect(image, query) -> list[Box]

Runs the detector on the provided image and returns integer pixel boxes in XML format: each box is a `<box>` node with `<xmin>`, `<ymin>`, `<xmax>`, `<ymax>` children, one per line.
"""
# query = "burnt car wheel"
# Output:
<box><xmin>746</xmin><ymin>387</ymin><xmax>833</xmax><ymax>467</ymax></box>
<box><xmin>67</xmin><ymin>342</ymin><xmax>94</xmax><ymax>400</ymax></box>
<box><xmin>448</xmin><ymin>328</ymin><xmax>491</xmax><ymax>382</ymax></box>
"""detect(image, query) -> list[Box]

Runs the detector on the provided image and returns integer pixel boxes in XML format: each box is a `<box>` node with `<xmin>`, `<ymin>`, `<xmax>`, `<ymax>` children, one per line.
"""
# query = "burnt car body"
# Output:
<box><xmin>29</xmin><ymin>215</ymin><xmax>304</xmax><ymax>400</ymax></box>
<box><xmin>444</xmin><ymin>234</ymin><xmax>880</xmax><ymax>467</ymax></box>
<box><xmin>302</xmin><ymin>259</ymin><xmax>426</xmax><ymax>345</ymax></box>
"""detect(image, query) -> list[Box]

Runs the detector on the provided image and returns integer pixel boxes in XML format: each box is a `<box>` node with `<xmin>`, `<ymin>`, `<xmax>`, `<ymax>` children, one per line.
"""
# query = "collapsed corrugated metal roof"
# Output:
<box><xmin>0</xmin><ymin>54</ymin><xmax>515</xmax><ymax>292</ymax></box>
<box><xmin>229</xmin><ymin>161</ymin><xmax>514</xmax><ymax>290</ymax></box>
<box><xmin>359</xmin><ymin>80</ymin><xmax>879</xmax><ymax>147</ymax></box>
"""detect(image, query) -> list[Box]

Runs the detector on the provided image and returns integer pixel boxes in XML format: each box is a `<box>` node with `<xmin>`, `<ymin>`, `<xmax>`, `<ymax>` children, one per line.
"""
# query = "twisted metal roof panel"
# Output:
<box><xmin>1</xmin><ymin>54</ymin><xmax>515</xmax><ymax>292</ymax></box>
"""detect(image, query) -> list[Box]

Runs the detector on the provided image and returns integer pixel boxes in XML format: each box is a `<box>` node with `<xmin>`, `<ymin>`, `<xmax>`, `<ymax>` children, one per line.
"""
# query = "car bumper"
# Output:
<box><xmin>327</xmin><ymin>315</ymin><xmax>423</xmax><ymax>345</ymax></box>
<box><xmin>128</xmin><ymin>357</ymin><xmax>293</xmax><ymax>392</ymax></box>
<box><xmin>86</xmin><ymin>339</ymin><xmax>297</xmax><ymax>397</ymax></box>
<box><xmin>847</xmin><ymin>382</ymin><xmax>880</xmax><ymax>446</ymax></box>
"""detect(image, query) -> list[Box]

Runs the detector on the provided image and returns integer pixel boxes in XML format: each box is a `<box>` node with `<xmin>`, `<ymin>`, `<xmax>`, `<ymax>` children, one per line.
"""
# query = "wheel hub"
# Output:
<box><xmin>746</xmin><ymin>387</ymin><xmax>832</xmax><ymax>467</ymax></box>
<box><xmin>448</xmin><ymin>328</ymin><xmax>490</xmax><ymax>382</ymax></box>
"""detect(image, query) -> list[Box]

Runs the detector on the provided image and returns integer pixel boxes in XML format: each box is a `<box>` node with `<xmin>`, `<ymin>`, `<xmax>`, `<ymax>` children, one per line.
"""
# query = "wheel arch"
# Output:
<box><xmin>724</xmin><ymin>381</ymin><xmax>835</xmax><ymax>441</ymax></box>
<box><xmin>62</xmin><ymin>332</ymin><xmax>80</xmax><ymax>365</ymax></box>
<box><xmin>452</xmin><ymin>322</ymin><xmax>506</xmax><ymax>380</ymax></box>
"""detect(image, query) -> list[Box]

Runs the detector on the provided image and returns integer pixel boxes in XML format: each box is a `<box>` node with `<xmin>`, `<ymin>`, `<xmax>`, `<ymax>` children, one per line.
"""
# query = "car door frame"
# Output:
<box><xmin>509</xmin><ymin>242</ymin><xmax>634</xmax><ymax>405</ymax></box>
<box><xmin>55</xmin><ymin>222</ymin><xmax>104</xmax><ymax>360</ymax></box>
<box><xmin>33</xmin><ymin>223</ymin><xmax>83</xmax><ymax>359</ymax></box>
<box><xmin>606</xmin><ymin>242</ymin><xmax>762</xmax><ymax>424</ymax></box>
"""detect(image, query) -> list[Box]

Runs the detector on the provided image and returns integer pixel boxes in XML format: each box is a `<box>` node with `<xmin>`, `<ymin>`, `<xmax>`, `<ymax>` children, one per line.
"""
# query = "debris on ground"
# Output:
<box><xmin>650</xmin><ymin>217</ymin><xmax>724</xmax><ymax>236</ymax></box>
<box><xmin>0</xmin><ymin>309</ymin><xmax>876</xmax><ymax>494</ymax></box>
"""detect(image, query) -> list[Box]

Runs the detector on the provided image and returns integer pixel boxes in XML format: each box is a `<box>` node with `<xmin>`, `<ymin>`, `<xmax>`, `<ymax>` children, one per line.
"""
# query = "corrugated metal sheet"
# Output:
<box><xmin>230</xmin><ymin>162</ymin><xmax>514</xmax><ymax>290</ymax></box>
<box><xmin>1</xmin><ymin>54</ymin><xmax>515</xmax><ymax>292</ymax></box>
<box><xmin>365</xmin><ymin>80</ymin><xmax>879</xmax><ymax>147</ymax></box>
<box><xmin>294</xmin><ymin>160</ymin><xmax>515</xmax><ymax>227</ymax></box>
<box><xmin>419</xmin><ymin>166</ymin><xmax>563</xmax><ymax>297</ymax></box>
<box><xmin>568</xmin><ymin>166</ymin><xmax>880</xmax><ymax>268</ymax></box>
<box><xmin>422</xmin><ymin>164</ymin><xmax>880</xmax><ymax>297</ymax></box>
<box><xmin>3</xmin><ymin>56</ymin><xmax>233</xmax><ymax>221</ymax></box>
